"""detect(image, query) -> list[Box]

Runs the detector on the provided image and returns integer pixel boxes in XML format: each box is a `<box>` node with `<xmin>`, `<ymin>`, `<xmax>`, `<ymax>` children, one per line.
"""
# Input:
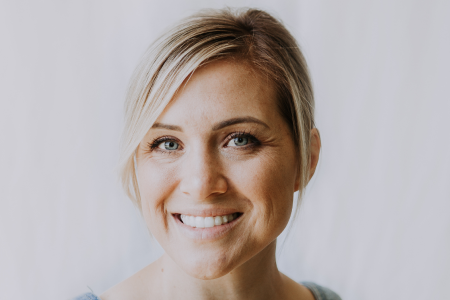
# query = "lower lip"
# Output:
<box><xmin>173</xmin><ymin>214</ymin><xmax>242</xmax><ymax>240</ymax></box>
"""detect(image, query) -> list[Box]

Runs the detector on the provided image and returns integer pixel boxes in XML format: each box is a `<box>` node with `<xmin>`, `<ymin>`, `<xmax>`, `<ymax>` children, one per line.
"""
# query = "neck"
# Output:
<box><xmin>153</xmin><ymin>240</ymin><xmax>286</xmax><ymax>300</ymax></box>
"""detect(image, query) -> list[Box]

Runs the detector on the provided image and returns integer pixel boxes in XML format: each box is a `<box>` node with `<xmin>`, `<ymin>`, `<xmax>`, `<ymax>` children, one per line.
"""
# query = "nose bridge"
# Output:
<box><xmin>179</xmin><ymin>142</ymin><xmax>227</xmax><ymax>199</ymax></box>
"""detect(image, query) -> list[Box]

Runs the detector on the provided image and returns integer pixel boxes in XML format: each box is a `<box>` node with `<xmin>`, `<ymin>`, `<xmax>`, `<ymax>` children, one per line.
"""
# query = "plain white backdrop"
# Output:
<box><xmin>1</xmin><ymin>0</ymin><xmax>449</xmax><ymax>299</ymax></box>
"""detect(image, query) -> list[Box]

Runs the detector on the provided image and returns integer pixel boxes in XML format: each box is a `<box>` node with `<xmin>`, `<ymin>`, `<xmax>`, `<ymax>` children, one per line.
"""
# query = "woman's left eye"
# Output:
<box><xmin>227</xmin><ymin>136</ymin><xmax>250</xmax><ymax>147</ymax></box>
<box><xmin>158</xmin><ymin>141</ymin><xmax>179</xmax><ymax>150</ymax></box>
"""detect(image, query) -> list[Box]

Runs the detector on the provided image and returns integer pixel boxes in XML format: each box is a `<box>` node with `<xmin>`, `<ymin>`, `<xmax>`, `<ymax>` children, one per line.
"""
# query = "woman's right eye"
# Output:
<box><xmin>158</xmin><ymin>140</ymin><xmax>179</xmax><ymax>151</ymax></box>
<box><xmin>227</xmin><ymin>136</ymin><xmax>249</xmax><ymax>147</ymax></box>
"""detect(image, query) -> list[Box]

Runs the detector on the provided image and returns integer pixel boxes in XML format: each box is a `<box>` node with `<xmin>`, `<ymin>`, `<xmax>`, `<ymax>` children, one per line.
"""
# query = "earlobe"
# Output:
<box><xmin>308</xmin><ymin>128</ymin><xmax>321</xmax><ymax>181</ymax></box>
<box><xmin>294</xmin><ymin>180</ymin><xmax>300</xmax><ymax>193</ymax></box>
<box><xmin>294</xmin><ymin>159</ymin><xmax>301</xmax><ymax>192</ymax></box>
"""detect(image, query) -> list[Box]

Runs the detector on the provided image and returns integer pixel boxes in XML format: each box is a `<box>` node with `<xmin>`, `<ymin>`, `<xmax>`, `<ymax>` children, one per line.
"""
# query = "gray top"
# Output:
<box><xmin>301</xmin><ymin>282</ymin><xmax>342</xmax><ymax>300</ymax></box>
<box><xmin>73</xmin><ymin>281</ymin><xmax>341</xmax><ymax>300</ymax></box>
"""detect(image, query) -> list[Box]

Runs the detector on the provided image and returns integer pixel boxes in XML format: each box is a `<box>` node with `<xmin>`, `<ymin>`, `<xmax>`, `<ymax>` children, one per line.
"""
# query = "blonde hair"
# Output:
<box><xmin>119</xmin><ymin>8</ymin><xmax>316</xmax><ymax>213</ymax></box>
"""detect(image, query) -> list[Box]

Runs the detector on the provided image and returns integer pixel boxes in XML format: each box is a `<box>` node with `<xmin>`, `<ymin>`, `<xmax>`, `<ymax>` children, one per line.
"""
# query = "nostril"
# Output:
<box><xmin>178</xmin><ymin>171</ymin><xmax>228</xmax><ymax>200</ymax></box>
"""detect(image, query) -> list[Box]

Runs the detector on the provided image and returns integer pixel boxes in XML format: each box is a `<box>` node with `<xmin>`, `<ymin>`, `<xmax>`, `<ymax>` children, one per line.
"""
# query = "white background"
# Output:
<box><xmin>1</xmin><ymin>0</ymin><xmax>449</xmax><ymax>299</ymax></box>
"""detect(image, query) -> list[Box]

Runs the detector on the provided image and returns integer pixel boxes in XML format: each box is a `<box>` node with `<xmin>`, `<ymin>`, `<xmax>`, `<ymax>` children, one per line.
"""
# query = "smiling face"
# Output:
<box><xmin>136</xmin><ymin>59</ymin><xmax>300</xmax><ymax>279</ymax></box>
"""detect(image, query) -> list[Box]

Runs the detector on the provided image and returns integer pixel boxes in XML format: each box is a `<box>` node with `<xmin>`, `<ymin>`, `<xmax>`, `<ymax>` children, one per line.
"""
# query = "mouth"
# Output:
<box><xmin>176</xmin><ymin>213</ymin><xmax>243</xmax><ymax>228</ymax></box>
<box><xmin>171</xmin><ymin>211</ymin><xmax>244</xmax><ymax>240</ymax></box>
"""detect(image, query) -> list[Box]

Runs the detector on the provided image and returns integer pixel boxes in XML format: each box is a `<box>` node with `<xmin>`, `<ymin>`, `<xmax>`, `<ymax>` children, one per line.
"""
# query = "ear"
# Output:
<box><xmin>294</xmin><ymin>128</ymin><xmax>321</xmax><ymax>192</ymax></box>
<box><xmin>308</xmin><ymin>128</ymin><xmax>321</xmax><ymax>181</ymax></box>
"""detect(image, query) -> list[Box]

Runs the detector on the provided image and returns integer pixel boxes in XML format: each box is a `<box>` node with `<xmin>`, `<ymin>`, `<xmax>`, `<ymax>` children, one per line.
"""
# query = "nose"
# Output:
<box><xmin>179</xmin><ymin>147</ymin><xmax>228</xmax><ymax>200</ymax></box>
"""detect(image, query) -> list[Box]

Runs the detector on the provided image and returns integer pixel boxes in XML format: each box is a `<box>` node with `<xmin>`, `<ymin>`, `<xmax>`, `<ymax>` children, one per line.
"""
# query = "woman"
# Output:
<box><xmin>75</xmin><ymin>8</ymin><xmax>341</xmax><ymax>300</ymax></box>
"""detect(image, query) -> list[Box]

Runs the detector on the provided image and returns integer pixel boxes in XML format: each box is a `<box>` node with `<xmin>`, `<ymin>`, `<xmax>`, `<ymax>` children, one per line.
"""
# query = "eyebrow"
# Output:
<box><xmin>212</xmin><ymin>116</ymin><xmax>270</xmax><ymax>131</ymax></box>
<box><xmin>151</xmin><ymin>116</ymin><xmax>269</xmax><ymax>132</ymax></box>
<box><xmin>151</xmin><ymin>123</ymin><xmax>183</xmax><ymax>131</ymax></box>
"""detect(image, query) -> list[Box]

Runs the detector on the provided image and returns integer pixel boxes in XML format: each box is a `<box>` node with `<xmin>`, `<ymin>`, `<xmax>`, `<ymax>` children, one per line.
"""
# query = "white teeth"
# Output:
<box><xmin>195</xmin><ymin>216</ymin><xmax>205</xmax><ymax>228</ymax></box>
<box><xmin>214</xmin><ymin>216</ymin><xmax>222</xmax><ymax>226</ymax></box>
<box><xmin>222</xmin><ymin>215</ymin><xmax>228</xmax><ymax>224</ymax></box>
<box><xmin>204</xmin><ymin>217</ymin><xmax>215</xmax><ymax>228</ymax></box>
<box><xmin>180</xmin><ymin>213</ymin><xmax>239</xmax><ymax>228</ymax></box>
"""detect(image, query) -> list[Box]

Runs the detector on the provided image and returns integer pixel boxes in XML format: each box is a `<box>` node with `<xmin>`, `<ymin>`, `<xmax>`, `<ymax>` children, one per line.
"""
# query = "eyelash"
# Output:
<box><xmin>147</xmin><ymin>131</ymin><xmax>260</xmax><ymax>153</ymax></box>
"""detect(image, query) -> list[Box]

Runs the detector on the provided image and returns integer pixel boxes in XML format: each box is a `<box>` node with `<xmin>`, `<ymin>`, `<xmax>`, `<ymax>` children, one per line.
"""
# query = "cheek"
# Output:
<box><xmin>230</xmin><ymin>149</ymin><xmax>297</xmax><ymax>235</ymax></box>
<box><xmin>138</xmin><ymin>160</ymin><xmax>179</xmax><ymax>232</ymax></box>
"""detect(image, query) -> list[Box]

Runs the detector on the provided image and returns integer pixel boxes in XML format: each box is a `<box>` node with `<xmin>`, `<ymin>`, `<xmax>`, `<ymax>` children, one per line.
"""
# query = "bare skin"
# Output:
<box><xmin>101</xmin><ymin>59</ymin><xmax>321</xmax><ymax>300</ymax></box>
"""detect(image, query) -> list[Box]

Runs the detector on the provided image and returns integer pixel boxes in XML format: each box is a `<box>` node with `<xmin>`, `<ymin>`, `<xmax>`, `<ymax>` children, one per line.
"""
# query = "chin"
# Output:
<box><xmin>175</xmin><ymin>250</ymin><xmax>236</xmax><ymax>280</ymax></box>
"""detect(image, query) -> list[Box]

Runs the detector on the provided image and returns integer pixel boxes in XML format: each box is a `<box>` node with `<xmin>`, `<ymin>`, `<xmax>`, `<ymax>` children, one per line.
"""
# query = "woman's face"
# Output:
<box><xmin>136</xmin><ymin>59</ymin><xmax>300</xmax><ymax>279</ymax></box>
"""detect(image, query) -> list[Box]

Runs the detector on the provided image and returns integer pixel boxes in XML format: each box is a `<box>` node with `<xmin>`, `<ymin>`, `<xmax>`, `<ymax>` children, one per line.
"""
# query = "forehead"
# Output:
<box><xmin>156</xmin><ymin>59</ymin><xmax>277</xmax><ymax>128</ymax></box>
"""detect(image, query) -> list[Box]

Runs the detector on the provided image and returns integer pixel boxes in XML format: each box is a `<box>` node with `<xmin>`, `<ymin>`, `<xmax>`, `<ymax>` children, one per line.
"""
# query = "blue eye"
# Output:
<box><xmin>228</xmin><ymin>136</ymin><xmax>249</xmax><ymax>147</ymax></box>
<box><xmin>159</xmin><ymin>141</ymin><xmax>179</xmax><ymax>150</ymax></box>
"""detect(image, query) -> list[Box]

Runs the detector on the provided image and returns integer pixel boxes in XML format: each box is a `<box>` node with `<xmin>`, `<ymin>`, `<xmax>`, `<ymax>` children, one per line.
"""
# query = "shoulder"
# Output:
<box><xmin>300</xmin><ymin>282</ymin><xmax>342</xmax><ymax>300</ymax></box>
<box><xmin>72</xmin><ymin>293</ymin><xmax>101</xmax><ymax>300</ymax></box>
<box><xmin>71</xmin><ymin>266</ymin><xmax>152</xmax><ymax>300</ymax></box>
<box><xmin>100</xmin><ymin>261</ymin><xmax>163</xmax><ymax>300</ymax></box>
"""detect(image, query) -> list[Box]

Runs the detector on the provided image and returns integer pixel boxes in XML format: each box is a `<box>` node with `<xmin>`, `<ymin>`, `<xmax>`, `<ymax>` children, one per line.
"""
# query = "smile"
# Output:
<box><xmin>173</xmin><ymin>212</ymin><xmax>243</xmax><ymax>240</ymax></box>
<box><xmin>180</xmin><ymin>213</ymin><xmax>241</xmax><ymax>228</ymax></box>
